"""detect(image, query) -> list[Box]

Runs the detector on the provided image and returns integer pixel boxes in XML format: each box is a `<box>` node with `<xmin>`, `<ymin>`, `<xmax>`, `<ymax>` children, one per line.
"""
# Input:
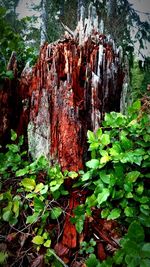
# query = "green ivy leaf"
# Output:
<box><xmin>16</xmin><ymin>167</ymin><xmax>29</xmax><ymax>177</ymax></box>
<box><xmin>97</xmin><ymin>188</ymin><xmax>110</xmax><ymax>205</ymax></box>
<box><xmin>32</xmin><ymin>235</ymin><xmax>44</xmax><ymax>245</ymax></box>
<box><xmin>127</xmin><ymin>221</ymin><xmax>144</xmax><ymax>243</ymax></box>
<box><xmin>50</xmin><ymin>207</ymin><xmax>62</xmax><ymax>219</ymax></box>
<box><xmin>2</xmin><ymin>210</ymin><xmax>11</xmax><ymax>222</ymax></box>
<box><xmin>44</xmin><ymin>239</ymin><xmax>51</xmax><ymax>248</ymax></box>
<box><xmin>101</xmin><ymin>134</ymin><xmax>110</xmax><ymax>146</ymax></box>
<box><xmin>34</xmin><ymin>197</ymin><xmax>44</xmax><ymax>211</ymax></box>
<box><xmin>75</xmin><ymin>215</ymin><xmax>85</xmax><ymax>234</ymax></box>
<box><xmin>68</xmin><ymin>171</ymin><xmax>78</xmax><ymax>179</ymax></box>
<box><xmin>87</xmin><ymin>130</ymin><xmax>96</xmax><ymax>143</ymax></box>
<box><xmin>85</xmin><ymin>253</ymin><xmax>100</xmax><ymax>267</ymax></box>
<box><xmin>82</xmin><ymin>171</ymin><xmax>91</xmax><ymax>181</ymax></box>
<box><xmin>21</xmin><ymin>178</ymin><xmax>36</xmax><ymax>191</ymax></box>
<box><xmin>34</xmin><ymin>183</ymin><xmax>44</xmax><ymax>193</ymax></box>
<box><xmin>126</xmin><ymin>171</ymin><xmax>140</xmax><ymax>183</ymax></box>
<box><xmin>101</xmin><ymin>208</ymin><xmax>110</xmax><ymax>218</ymax></box>
<box><xmin>26</xmin><ymin>212</ymin><xmax>40</xmax><ymax>224</ymax></box>
<box><xmin>86</xmin><ymin>159</ymin><xmax>99</xmax><ymax>169</ymax></box>
<box><xmin>107</xmin><ymin>208</ymin><xmax>121</xmax><ymax>220</ymax></box>
<box><xmin>124</xmin><ymin>206</ymin><xmax>136</xmax><ymax>217</ymax></box>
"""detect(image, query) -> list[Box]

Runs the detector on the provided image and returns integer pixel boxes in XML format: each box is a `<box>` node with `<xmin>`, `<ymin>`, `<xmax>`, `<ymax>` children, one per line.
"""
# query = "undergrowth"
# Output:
<box><xmin>0</xmin><ymin>97</ymin><xmax>150</xmax><ymax>266</ymax></box>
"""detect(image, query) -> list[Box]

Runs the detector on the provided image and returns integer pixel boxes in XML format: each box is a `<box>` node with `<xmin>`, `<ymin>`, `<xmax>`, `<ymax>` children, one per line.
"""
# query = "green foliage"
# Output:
<box><xmin>0</xmin><ymin>6</ymin><xmax>38</xmax><ymax>81</ymax></box>
<box><xmin>0</xmin><ymin>130</ymin><xmax>66</xmax><ymax>265</ymax></box>
<box><xmin>77</xmin><ymin>100</ymin><xmax>150</xmax><ymax>228</ymax></box>
<box><xmin>79</xmin><ymin>238</ymin><xmax>96</xmax><ymax>255</ymax></box>
<box><xmin>131</xmin><ymin>60</ymin><xmax>150</xmax><ymax>101</ymax></box>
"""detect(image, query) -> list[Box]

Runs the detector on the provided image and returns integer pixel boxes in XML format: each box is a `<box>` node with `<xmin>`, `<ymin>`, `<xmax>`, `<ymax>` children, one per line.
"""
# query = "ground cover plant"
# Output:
<box><xmin>0</xmin><ymin>96</ymin><xmax>150</xmax><ymax>266</ymax></box>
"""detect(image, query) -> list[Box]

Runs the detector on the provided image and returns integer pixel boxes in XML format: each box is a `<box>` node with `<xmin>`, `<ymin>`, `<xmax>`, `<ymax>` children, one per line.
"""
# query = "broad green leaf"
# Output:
<box><xmin>139</xmin><ymin>214</ymin><xmax>150</xmax><ymax>227</ymax></box>
<box><xmin>127</xmin><ymin>221</ymin><xmax>144</xmax><ymax>243</ymax></box>
<box><xmin>44</xmin><ymin>239</ymin><xmax>51</xmax><ymax>248</ymax></box>
<box><xmin>13</xmin><ymin>199</ymin><xmax>20</xmax><ymax>217</ymax></box>
<box><xmin>11</xmin><ymin>129</ymin><xmax>17</xmax><ymax>141</ymax></box>
<box><xmin>97</xmin><ymin>188</ymin><xmax>110</xmax><ymax>205</ymax></box>
<box><xmin>21</xmin><ymin>178</ymin><xmax>36</xmax><ymax>191</ymax></box>
<box><xmin>107</xmin><ymin>208</ymin><xmax>121</xmax><ymax>220</ymax></box>
<box><xmin>85</xmin><ymin>194</ymin><xmax>97</xmax><ymax>208</ymax></box>
<box><xmin>96</xmin><ymin>128</ymin><xmax>102</xmax><ymax>139</ymax></box>
<box><xmin>68</xmin><ymin>171</ymin><xmax>78</xmax><ymax>179</ymax></box>
<box><xmin>101</xmin><ymin>134</ymin><xmax>110</xmax><ymax>146</ymax></box>
<box><xmin>100</xmin><ymin>154</ymin><xmax>111</xmax><ymax>164</ymax></box>
<box><xmin>6</xmin><ymin>144</ymin><xmax>19</xmax><ymax>153</ymax></box>
<box><xmin>34</xmin><ymin>197</ymin><xmax>44</xmax><ymax>211</ymax></box>
<box><xmin>32</xmin><ymin>235</ymin><xmax>44</xmax><ymax>245</ymax></box>
<box><xmin>82</xmin><ymin>171</ymin><xmax>91</xmax><ymax>181</ymax></box>
<box><xmin>141</xmin><ymin>243</ymin><xmax>150</xmax><ymax>258</ymax></box>
<box><xmin>101</xmin><ymin>208</ymin><xmax>110</xmax><ymax>218</ymax></box>
<box><xmin>124</xmin><ymin>206</ymin><xmax>135</xmax><ymax>217</ymax></box>
<box><xmin>26</xmin><ymin>212</ymin><xmax>40</xmax><ymax>224</ymax></box>
<box><xmin>34</xmin><ymin>183</ymin><xmax>44</xmax><ymax>193</ymax></box>
<box><xmin>40</xmin><ymin>185</ymin><xmax>49</xmax><ymax>194</ymax></box>
<box><xmin>50</xmin><ymin>207</ymin><xmax>62</xmax><ymax>219</ymax></box>
<box><xmin>99</xmin><ymin>171</ymin><xmax>110</xmax><ymax>184</ymax></box>
<box><xmin>126</xmin><ymin>171</ymin><xmax>140</xmax><ymax>183</ymax></box>
<box><xmin>75</xmin><ymin>215</ymin><xmax>85</xmax><ymax>234</ymax></box>
<box><xmin>87</xmin><ymin>130</ymin><xmax>96</xmax><ymax>143</ymax></box>
<box><xmin>86</xmin><ymin>159</ymin><xmax>99</xmax><ymax>169</ymax></box>
<box><xmin>16</xmin><ymin>167</ymin><xmax>29</xmax><ymax>177</ymax></box>
<box><xmin>2</xmin><ymin>210</ymin><xmax>11</xmax><ymax>221</ymax></box>
<box><xmin>85</xmin><ymin>253</ymin><xmax>100</xmax><ymax>267</ymax></box>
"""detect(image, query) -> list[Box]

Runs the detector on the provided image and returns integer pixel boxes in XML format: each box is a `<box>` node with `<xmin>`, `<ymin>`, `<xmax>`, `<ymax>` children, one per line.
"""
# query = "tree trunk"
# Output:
<box><xmin>16</xmin><ymin>10</ymin><xmax>124</xmax><ymax>172</ymax></box>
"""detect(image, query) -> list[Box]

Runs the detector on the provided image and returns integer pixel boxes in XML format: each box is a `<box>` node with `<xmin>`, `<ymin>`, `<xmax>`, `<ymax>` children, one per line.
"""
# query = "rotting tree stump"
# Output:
<box><xmin>18</xmin><ymin>35</ymin><xmax>124</xmax><ymax>172</ymax></box>
<box><xmin>0</xmin><ymin>8</ymin><xmax>126</xmax><ymax>264</ymax></box>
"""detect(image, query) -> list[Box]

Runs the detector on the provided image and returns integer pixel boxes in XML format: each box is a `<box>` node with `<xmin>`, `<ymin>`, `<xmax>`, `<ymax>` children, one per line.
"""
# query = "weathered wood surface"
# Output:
<box><xmin>17</xmin><ymin>34</ymin><xmax>124</xmax><ymax>171</ymax></box>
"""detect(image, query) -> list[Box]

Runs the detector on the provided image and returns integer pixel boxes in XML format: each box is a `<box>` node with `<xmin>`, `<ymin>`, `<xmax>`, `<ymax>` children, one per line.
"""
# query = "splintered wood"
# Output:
<box><xmin>18</xmin><ymin>33</ymin><xmax>124</xmax><ymax>171</ymax></box>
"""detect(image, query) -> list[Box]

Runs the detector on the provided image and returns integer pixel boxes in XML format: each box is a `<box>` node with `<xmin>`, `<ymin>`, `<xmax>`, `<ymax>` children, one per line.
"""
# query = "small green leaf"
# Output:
<box><xmin>34</xmin><ymin>197</ymin><xmax>44</xmax><ymax>211</ymax></box>
<box><xmin>82</xmin><ymin>171</ymin><xmax>91</xmax><ymax>181</ymax></box>
<box><xmin>50</xmin><ymin>207</ymin><xmax>62</xmax><ymax>219</ymax></box>
<box><xmin>101</xmin><ymin>134</ymin><xmax>110</xmax><ymax>146</ymax></box>
<box><xmin>107</xmin><ymin>208</ymin><xmax>121</xmax><ymax>220</ymax></box>
<box><xmin>126</xmin><ymin>171</ymin><xmax>140</xmax><ymax>183</ymax></box>
<box><xmin>32</xmin><ymin>235</ymin><xmax>44</xmax><ymax>245</ymax></box>
<box><xmin>11</xmin><ymin>129</ymin><xmax>17</xmax><ymax>141</ymax></box>
<box><xmin>13</xmin><ymin>199</ymin><xmax>20</xmax><ymax>218</ymax></box>
<box><xmin>44</xmin><ymin>239</ymin><xmax>51</xmax><ymax>247</ymax></box>
<box><xmin>21</xmin><ymin>178</ymin><xmax>36</xmax><ymax>191</ymax></box>
<box><xmin>101</xmin><ymin>208</ymin><xmax>110</xmax><ymax>218</ymax></box>
<box><xmin>26</xmin><ymin>212</ymin><xmax>40</xmax><ymax>224</ymax></box>
<box><xmin>85</xmin><ymin>254</ymin><xmax>99</xmax><ymax>267</ymax></box>
<box><xmin>75</xmin><ymin>215</ymin><xmax>85</xmax><ymax>234</ymax></box>
<box><xmin>87</xmin><ymin>130</ymin><xmax>96</xmax><ymax>143</ymax></box>
<box><xmin>97</xmin><ymin>188</ymin><xmax>110</xmax><ymax>205</ymax></box>
<box><xmin>86</xmin><ymin>159</ymin><xmax>99</xmax><ymax>169</ymax></box>
<box><xmin>68</xmin><ymin>171</ymin><xmax>78</xmax><ymax>179</ymax></box>
<box><xmin>16</xmin><ymin>167</ymin><xmax>29</xmax><ymax>177</ymax></box>
<box><xmin>40</xmin><ymin>184</ymin><xmax>48</xmax><ymax>194</ymax></box>
<box><xmin>34</xmin><ymin>183</ymin><xmax>44</xmax><ymax>193</ymax></box>
<box><xmin>2</xmin><ymin>210</ymin><xmax>11</xmax><ymax>221</ymax></box>
<box><xmin>124</xmin><ymin>206</ymin><xmax>135</xmax><ymax>217</ymax></box>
